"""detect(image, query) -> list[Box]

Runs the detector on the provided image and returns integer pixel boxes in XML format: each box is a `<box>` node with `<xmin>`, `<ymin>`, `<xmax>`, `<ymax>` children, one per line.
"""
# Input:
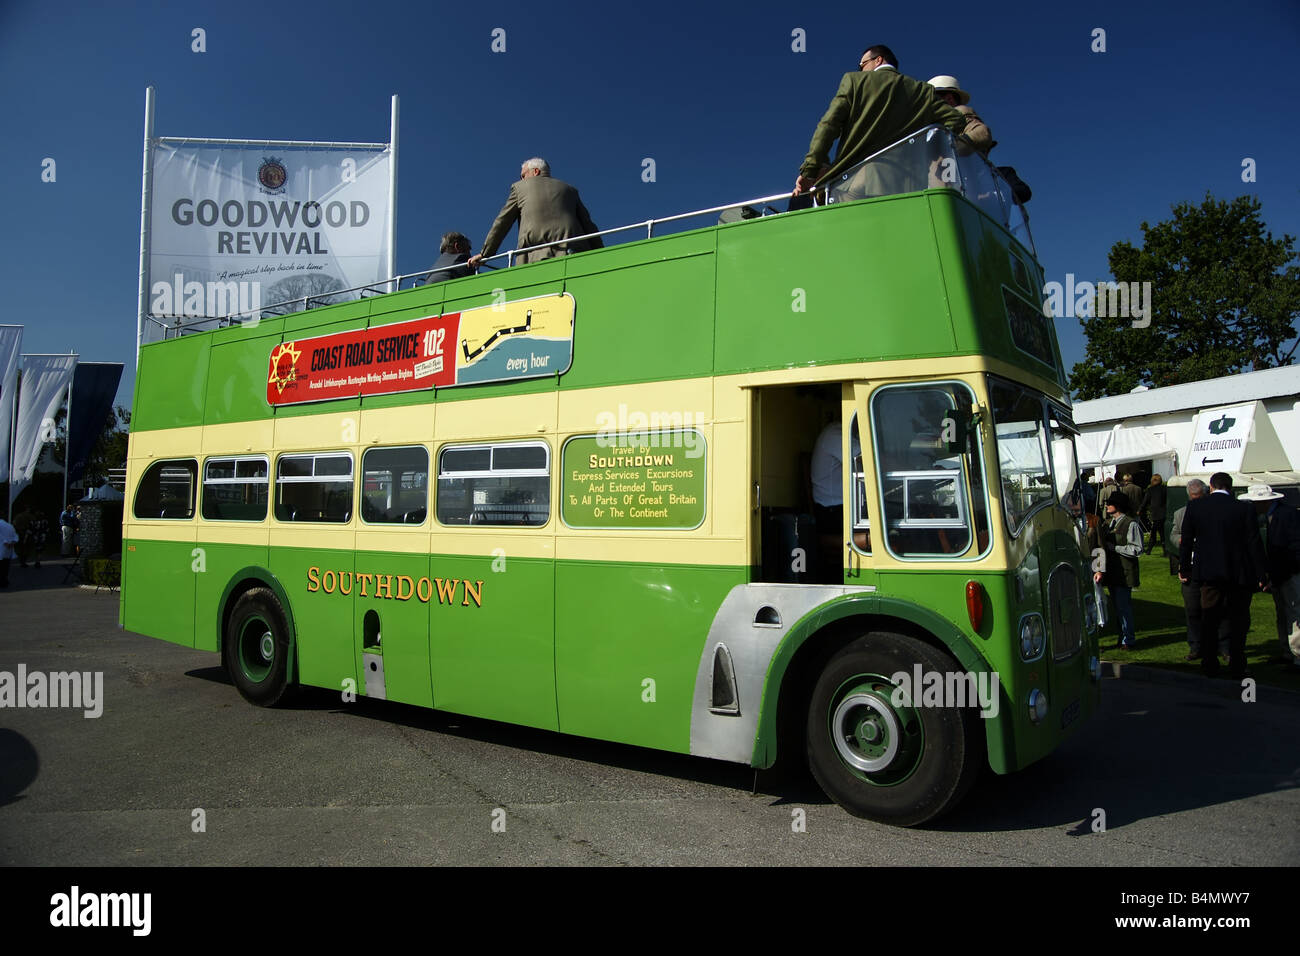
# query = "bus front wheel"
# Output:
<box><xmin>224</xmin><ymin>588</ymin><xmax>295</xmax><ymax>707</ymax></box>
<box><xmin>806</xmin><ymin>632</ymin><xmax>983</xmax><ymax>826</ymax></box>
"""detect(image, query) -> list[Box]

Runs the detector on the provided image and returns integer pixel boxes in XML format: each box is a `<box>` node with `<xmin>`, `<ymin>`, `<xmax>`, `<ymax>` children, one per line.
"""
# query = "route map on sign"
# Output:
<box><xmin>266</xmin><ymin>293</ymin><xmax>574</xmax><ymax>405</ymax></box>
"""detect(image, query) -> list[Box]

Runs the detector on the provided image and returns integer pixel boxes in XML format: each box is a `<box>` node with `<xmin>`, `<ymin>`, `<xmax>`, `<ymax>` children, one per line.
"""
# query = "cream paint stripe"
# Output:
<box><xmin>125</xmin><ymin>523</ymin><xmax>198</xmax><ymax>544</ymax></box>
<box><xmin>129</xmin><ymin>359</ymin><xmax>1051</xmax><ymax>569</ymax></box>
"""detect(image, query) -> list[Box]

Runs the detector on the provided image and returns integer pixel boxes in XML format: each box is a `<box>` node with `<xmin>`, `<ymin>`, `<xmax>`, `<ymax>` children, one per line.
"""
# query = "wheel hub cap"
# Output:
<box><xmin>833</xmin><ymin>693</ymin><xmax>900</xmax><ymax>772</ymax></box>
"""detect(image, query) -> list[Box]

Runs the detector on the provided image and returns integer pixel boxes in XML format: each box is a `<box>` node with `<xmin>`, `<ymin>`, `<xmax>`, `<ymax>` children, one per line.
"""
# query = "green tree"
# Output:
<box><xmin>1069</xmin><ymin>193</ymin><xmax>1300</xmax><ymax>400</ymax></box>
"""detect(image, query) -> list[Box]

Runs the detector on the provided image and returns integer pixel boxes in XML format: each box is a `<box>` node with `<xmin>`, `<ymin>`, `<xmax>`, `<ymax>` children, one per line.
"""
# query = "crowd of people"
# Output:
<box><xmin>416</xmin><ymin>44</ymin><xmax>1019</xmax><ymax>284</ymax></box>
<box><xmin>1089</xmin><ymin>470</ymin><xmax>1300</xmax><ymax>677</ymax></box>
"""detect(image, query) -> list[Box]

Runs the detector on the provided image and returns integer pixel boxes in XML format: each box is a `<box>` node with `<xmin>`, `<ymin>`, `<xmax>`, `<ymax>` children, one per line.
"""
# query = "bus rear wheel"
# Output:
<box><xmin>224</xmin><ymin>588</ymin><xmax>295</xmax><ymax>707</ymax></box>
<box><xmin>806</xmin><ymin>632</ymin><xmax>983</xmax><ymax>827</ymax></box>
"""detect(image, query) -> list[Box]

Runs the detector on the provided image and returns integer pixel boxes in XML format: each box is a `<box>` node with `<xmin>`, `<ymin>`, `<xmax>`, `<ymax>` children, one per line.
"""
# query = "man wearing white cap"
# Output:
<box><xmin>1241</xmin><ymin>483</ymin><xmax>1300</xmax><ymax>667</ymax></box>
<box><xmin>926</xmin><ymin>75</ymin><xmax>995</xmax><ymax>156</ymax></box>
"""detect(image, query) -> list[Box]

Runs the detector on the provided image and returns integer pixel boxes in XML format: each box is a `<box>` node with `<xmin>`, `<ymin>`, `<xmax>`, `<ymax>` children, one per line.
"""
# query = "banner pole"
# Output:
<box><xmin>388</xmin><ymin>94</ymin><xmax>399</xmax><ymax>293</ymax></box>
<box><xmin>6</xmin><ymin>381</ymin><xmax>15</xmax><ymax>520</ymax></box>
<box><xmin>62</xmin><ymin>379</ymin><xmax>73</xmax><ymax>513</ymax></box>
<box><xmin>136</xmin><ymin>86</ymin><xmax>156</xmax><ymax>369</ymax></box>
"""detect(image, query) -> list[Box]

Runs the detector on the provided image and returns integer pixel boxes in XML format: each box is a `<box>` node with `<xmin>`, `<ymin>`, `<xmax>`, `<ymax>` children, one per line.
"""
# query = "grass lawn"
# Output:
<box><xmin>1098</xmin><ymin>552</ymin><xmax>1300</xmax><ymax>693</ymax></box>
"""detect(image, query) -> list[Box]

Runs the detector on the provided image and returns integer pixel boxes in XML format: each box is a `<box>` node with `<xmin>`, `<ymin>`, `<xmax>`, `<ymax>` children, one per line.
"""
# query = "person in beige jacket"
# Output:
<box><xmin>469</xmin><ymin>158</ymin><xmax>602</xmax><ymax>267</ymax></box>
<box><xmin>926</xmin><ymin>75</ymin><xmax>996</xmax><ymax>156</ymax></box>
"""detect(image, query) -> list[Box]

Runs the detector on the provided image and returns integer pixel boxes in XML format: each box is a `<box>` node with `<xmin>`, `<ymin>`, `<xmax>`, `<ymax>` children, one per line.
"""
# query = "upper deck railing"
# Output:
<box><xmin>145</xmin><ymin>125</ymin><xmax>1032</xmax><ymax>340</ymax></box>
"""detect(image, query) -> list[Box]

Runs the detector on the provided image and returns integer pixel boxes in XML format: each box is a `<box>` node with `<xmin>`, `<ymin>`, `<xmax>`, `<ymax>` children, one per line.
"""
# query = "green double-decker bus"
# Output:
<box><xmin>123</xmin><ymin>127</ymin><xmax>1100</xmax><ymax>825</ymax></box>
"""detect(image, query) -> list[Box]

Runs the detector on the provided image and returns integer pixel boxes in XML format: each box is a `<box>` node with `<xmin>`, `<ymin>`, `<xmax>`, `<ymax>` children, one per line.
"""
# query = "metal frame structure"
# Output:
<box><xmin>136</xmin><ymin>88</ymin><xmax>400</xmax><ymax>361</ymax></box>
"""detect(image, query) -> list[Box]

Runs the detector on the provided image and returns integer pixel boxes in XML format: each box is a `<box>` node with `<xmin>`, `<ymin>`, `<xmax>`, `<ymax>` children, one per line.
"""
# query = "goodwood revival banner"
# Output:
<box><xmin>148</xmin><ymin>144</ymin><xmax>392</xmax><ymax>323</ymax></box>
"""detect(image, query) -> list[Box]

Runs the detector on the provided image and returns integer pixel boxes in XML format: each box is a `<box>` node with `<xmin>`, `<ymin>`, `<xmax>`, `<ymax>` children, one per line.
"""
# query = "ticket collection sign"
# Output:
<box><xmin>562</xmin><ymin>433</ymin><xmax>706</xmax><ymax>530</ymax></box>
<box><xmin>266</xmin><ymin>293</ymin><xmax>574</xmax><ymax>405</ymax></box>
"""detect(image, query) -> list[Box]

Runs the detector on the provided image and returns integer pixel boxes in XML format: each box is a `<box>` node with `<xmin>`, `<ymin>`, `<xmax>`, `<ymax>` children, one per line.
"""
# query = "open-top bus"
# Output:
<box><xmin>122</xmin><ymin>126</ymin><xmax>1100</xmax><ymax>826</ymax></box>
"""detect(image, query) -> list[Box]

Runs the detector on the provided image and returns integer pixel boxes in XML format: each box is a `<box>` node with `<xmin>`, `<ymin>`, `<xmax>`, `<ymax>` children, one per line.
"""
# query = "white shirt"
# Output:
<box><xmin>812</xmin><ymin>420</ymin><xmax>863</xmax><ymax>507</ymax></box>
<box><xmin>0</xmin><ymin>519</ymin><xmax>18</xmax><ymax>560</ymax></box>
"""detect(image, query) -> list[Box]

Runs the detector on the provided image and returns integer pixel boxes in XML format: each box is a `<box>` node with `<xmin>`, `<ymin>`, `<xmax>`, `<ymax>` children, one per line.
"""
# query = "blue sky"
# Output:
<box><xmin>1</xmin><ymin>0</ymin><xmax>1296</xmax><ymax>412</ymax></box>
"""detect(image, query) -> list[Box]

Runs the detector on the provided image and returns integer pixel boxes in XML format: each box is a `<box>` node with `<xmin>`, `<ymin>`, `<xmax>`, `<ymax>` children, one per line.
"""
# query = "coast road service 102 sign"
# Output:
<box><xmin>266</xmin><ymin>292</ymin><xmax>574</xmax><ymax>405</ymax></box>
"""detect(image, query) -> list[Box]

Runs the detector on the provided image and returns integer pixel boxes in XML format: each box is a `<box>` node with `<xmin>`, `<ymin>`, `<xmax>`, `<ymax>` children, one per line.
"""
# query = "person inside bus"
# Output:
<box><xmin>419</xmin><ymin>232</ymin><xmax>475</xmax><ymax>285</ymax></box>
<box><xmin>811</xmin><ymin>419</ymin><xmax>869</xmax><ymax>577</ymax></box>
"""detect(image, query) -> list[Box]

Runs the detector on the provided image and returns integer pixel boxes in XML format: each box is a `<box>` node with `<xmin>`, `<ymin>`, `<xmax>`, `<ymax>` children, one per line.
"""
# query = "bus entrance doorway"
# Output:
<box><xmin>752</xmin><ymin>383</ymin><xmax>846</xmax><ymax>585</ymax></box>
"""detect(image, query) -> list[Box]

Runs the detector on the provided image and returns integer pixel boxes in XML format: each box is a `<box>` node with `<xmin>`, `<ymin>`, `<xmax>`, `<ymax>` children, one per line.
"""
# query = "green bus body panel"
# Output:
<box><xmin>121</xmin><ymin>537</ymin><xmax>198</xmax><ymax>646</ymax></box>
<box><xmin>280</xmin><ymin>299</ymin><xmax>371</xmax><ymax>334</ymax></box>
<box><xmin>424</xmin><ymin>554</ymin><xmax>556</xmax><ymax>731</ymax></box>
<box><xmin>931</xmin><ymin>195</ymin><xmax>1064</xmax><ymax>390</ymax></box>
<box><xmin>133</xmin><ymin>335</ymin><xmax>211</xmax><ymax>431</ymax></box>
<box><xmin>206</xmin><ymin>332</ymin><xmax>286</xmax><ymax>425</ymax></box>
<box><xmin>555</xmin><ymin>562</ymin><xmax>745</xmax><ymax>753</ymax></box>
<box><xmin>715</xmin><ymin>200</ymin><xmax>956</xmax><ymax>373</ymax></box>
<box><xmin>560</xmin><ymin>254</ymin><xmax>716</xmax><ymax>390</ymax></box>
<box><xmin>130</xmin><ymin>191</ymin><xmax>1055</xmax><ymax>431</ymax></box>
<box><xmin>270</xmin><ymin>546</ymin><xmax>357</xmax><ymax>693</ymax></box>
<box><xmin>193</xmin><ymin>542</ymin><xmax>270</xmax><ymax>650</ymax></box>
<box><xmin>353</xmin><ymin>547</ymin><xmax>434</xmax><ymax>711</ymax></box>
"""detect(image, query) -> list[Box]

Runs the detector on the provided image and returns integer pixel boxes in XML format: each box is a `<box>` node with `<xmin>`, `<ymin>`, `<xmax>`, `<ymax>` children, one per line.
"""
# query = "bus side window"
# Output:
<box><xmin>201</xmin><ymin>456</ymin><xmax>269</xmax><ymax>522</ymax></box>
<box><xmin>361</xmin><ymin>446</ymin><xmax>429</xmax><ymax>525</ymax></box>
<box><xmin>275</xmin><ymin>453</ymin><xmax>354</xmax><ymax>523</ymax></box>
<box><xmin>436</xmin><ymin>441</ymin><xmax>550</xmax><ymax>528</ymax></box>
<box><xmin>133</xmin><ymin>459</ymin><xmax>198</xmax><ymax>520</ymax></box>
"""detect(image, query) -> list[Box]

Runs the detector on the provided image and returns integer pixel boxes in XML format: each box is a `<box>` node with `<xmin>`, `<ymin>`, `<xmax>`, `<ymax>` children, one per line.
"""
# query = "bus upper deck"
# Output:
<box><xmin>133</xmin><ymin>125</ymin><xmax>1057</xmax><ymax>435</ymax></box>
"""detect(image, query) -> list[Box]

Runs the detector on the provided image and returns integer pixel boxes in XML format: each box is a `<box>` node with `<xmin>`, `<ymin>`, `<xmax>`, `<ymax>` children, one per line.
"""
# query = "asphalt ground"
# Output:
<box><xmin>1</xmin><ymin>571</ymin><xmax>1298</xmax><ymax>867</ymax></box>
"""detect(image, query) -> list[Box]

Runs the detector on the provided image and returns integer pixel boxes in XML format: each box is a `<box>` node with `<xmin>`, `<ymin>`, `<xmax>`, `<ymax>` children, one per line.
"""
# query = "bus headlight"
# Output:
<box><xmin>1019</xmin><ymin>613</ymin><xmax>1046</xmax><ymax>661</ymax></box>
<box><xmin>1028</xmin><ymin>689</ymin><xmax>1048</xmax><ymax>724</ymax></box>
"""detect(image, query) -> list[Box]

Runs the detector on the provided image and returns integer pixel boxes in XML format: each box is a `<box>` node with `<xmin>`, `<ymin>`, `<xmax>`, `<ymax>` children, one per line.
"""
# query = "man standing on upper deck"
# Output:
<box><xmin>468</xmin><ymin>158</ymin><xmax>602</xmax><ymax>268</ymax></box>
<box><xmin>792</xmin><ymin>45</ymin><xmax>967</xmax><ymax>200</ymax></box>
<box><xmin>926</xmin><ymin>75</ymin><xmax>995</xmax><ymax>156</ymax></box>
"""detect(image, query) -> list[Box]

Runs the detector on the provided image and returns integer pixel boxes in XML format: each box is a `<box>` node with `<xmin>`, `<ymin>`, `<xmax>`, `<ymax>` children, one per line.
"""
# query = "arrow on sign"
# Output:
<box><xmin>1201</xmin><ymin>457</ymin><xmax>1223</xmax><ymax>466</ymax></box>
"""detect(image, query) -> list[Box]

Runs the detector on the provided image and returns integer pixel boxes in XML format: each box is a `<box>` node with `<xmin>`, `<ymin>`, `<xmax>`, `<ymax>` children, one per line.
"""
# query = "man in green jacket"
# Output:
<box><xmin>793</xmin><ymin>45</ymin><xmax>967</xmax><ymax>200</ymax></box>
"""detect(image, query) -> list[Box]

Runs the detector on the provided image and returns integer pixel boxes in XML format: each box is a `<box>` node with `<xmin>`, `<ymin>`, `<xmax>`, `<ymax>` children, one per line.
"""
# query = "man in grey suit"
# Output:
<box><xmin>469</xmin><ymin>158</ymin><xmax>602</xmax><ymax>267</ymax></box>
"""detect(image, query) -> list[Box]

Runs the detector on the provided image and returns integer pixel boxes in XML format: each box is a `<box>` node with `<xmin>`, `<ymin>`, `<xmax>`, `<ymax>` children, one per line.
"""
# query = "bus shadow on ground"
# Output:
<box><xmin>279</xmin><ymin>684</ymin><xmax>806</xmax><ymax>802</ymax></box>
<box><xmin>181</xmin><ymin>666</ymin><xmax>1297</xmax><ymax>830</ymax></box>
<box><xmin>4</xmin><ymin>561</ymin><xmax>89</xmax><ymax>593</ymax></box>
<box><xmin>931</xmin><ymin>678</ymin><xmax>1300</xmax><ymax>834</ymax></box>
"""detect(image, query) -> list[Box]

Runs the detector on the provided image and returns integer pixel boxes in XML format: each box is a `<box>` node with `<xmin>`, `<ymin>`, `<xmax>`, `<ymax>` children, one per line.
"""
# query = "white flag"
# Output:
<box><xmin>8</xmin><ymin>353</ymin><xmax>77</xmax><ymax>506</ymax></box>
<box><xmin>0</xmin><ymin>325</ymin><xmax>21</xmax><ymax>482</ymax></box>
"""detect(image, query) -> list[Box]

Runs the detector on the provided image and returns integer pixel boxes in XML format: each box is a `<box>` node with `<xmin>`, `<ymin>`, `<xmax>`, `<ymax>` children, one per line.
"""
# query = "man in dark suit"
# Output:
<box><xmin>418</xmin><ymin>232</ymin><xmax>475</xmax><ymax>285</ymax></box>
<box><xmin>470</xmin><ymin>158</ymin><xmax>602</xmax><ymax>267</ymax></box>
<box><xmin>1240</xmin><ymin>483</ymin><xmax>1300</xmax><ymax>666</ymax></box>
<box><xmin>1179</xmin><ymin>472</ymin><xmax>1268</xmax><ymax>678</ymax></box>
